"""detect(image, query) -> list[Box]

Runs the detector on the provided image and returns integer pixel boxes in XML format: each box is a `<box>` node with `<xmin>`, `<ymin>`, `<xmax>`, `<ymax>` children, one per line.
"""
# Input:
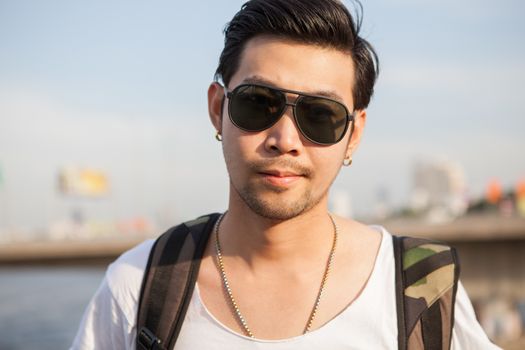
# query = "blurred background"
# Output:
<box><xmin>0</xmin><ymin>0</ymin><xmax>524</xmax><ymax>348</ymax></box>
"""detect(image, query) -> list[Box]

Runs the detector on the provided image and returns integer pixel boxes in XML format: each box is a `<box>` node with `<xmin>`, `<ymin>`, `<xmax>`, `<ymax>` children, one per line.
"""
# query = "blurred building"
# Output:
<box><xmin>410</xmin><ymin>159</ymin><xmax>467</xmax><ymax>223</ymax></box>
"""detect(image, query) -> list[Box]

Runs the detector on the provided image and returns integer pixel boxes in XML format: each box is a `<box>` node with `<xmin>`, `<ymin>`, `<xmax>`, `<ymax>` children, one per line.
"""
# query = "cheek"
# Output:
<box><xmin>311</xmin><ymin>151</ymin><xmax>345</xmax><ymax>181</ymax></box>
<box><xmin>224</xmin><ymin>123</ymin><xmax>266</xmax><ymax>158</ymax></box>
<box><xmin>221</xmin><ymin>120</ymin><xmax>245</xmax><ymax>158</ymax></box>
<box><xmin>222</xmin><ymin>141</ymin><xmax>243</xmax><ymax>185</ymax></box>
<box><xmin>221</xmin><ymin>130</ymin><xmax>263</xmax><ymax>178</ymax></box>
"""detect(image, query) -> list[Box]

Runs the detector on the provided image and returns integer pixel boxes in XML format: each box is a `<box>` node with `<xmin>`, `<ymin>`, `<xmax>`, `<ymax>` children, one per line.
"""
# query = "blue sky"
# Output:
<box><xmin>0</xmin><ymin>0</ymin><xmax>524</xmax><ymax>232</ymax></box>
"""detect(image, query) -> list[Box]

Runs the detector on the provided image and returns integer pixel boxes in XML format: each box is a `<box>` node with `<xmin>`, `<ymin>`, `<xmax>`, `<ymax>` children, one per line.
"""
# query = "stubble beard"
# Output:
<box><xmin>230</xmin><ymin>159</ymin><xmax>327</xmax><ymax>221</ymax></box>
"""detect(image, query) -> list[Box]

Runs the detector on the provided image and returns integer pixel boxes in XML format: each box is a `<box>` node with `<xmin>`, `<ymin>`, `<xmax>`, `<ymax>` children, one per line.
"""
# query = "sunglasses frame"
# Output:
<box><xmin>224</xmin><ymin>83</ymin><xmax>354</xmax><ymax>145</ymax></box>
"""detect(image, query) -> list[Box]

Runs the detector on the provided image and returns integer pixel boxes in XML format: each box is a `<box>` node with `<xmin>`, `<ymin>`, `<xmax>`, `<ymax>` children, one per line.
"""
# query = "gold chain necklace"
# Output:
<box><xmin>214</xmin><ymin>213</ymin><xmax>338</xmax><ymax>338</ymax></box>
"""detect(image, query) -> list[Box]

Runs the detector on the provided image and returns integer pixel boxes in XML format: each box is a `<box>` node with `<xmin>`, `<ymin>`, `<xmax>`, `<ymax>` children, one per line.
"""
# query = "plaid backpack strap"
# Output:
<box><xmin>136</xmin><ymin>213</ymin><xmax>221</xmax><ymax>350</ymax></box>
<box><xmin>393</xmin><ymin>235</ymin><xmax>460</xmax><ymax>350</ymax></box>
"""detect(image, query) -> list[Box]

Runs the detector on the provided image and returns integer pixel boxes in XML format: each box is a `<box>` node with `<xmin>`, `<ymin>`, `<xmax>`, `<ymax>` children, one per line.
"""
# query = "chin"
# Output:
<box><xmin>237</xmin><ymin>185</ymin><xmax>322</xmax><ymax>221</ymax></box>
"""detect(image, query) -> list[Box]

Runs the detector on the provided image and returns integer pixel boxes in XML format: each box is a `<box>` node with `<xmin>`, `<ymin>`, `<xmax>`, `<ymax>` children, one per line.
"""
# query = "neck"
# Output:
<box><xmin>218</xmin><ymin>198</ymin><xmax>335</xmax><ymax>271</ymax></box>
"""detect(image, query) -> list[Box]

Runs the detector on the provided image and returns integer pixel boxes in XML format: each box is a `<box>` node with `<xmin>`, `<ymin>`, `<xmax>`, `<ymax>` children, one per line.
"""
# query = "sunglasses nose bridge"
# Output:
<box><xmin>268</xmin><ymin>100</ymin><xmax>307</xmax><ymax>146</ymax></box>
<box><xmin>277</xmin><ymin>99</ymin><xmax>300</xmax><ymax>126</ymax></box>
<box><xmin>283</xmin><ymin>100</ymin><xmax>296</xmax><ymax>113</ymax></box>
<box><xmin>272</xmin><ymin>88</ymin><xmax>301</xmax><ymax>121</ymax></box>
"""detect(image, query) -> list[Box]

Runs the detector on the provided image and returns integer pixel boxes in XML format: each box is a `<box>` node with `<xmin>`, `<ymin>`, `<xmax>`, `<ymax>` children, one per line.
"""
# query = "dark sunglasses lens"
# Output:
<box><xmin>295</xmin><ymin>97</ymin><xmax>348</xmax><ymax>144</ymax></box>
<box><xmin>230</xmin><ymin>85</ymin><xmax>285</xmax><ymax>131</ymax></box>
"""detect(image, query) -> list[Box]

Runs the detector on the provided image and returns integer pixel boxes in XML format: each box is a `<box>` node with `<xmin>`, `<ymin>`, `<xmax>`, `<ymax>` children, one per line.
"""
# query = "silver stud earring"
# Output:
<box><xmin>215</xmin><ymin>131</ymin><xmax>222</xmax><ymax>141</ymax></box>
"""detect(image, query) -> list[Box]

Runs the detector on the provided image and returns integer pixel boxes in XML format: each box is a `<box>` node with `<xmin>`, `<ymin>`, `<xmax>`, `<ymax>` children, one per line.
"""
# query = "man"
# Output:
<box><xmin>72</xmin><ymin>0</ymin><xmax>498</xmax><ymax>349</ymax></box>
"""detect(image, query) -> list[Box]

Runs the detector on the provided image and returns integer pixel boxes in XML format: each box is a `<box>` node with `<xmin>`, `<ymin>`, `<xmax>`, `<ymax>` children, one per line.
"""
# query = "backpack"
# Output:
<box><xmin>136</xmin><ymin>213</ymin><xmax>460</xmax><ymax>350</ymax></box>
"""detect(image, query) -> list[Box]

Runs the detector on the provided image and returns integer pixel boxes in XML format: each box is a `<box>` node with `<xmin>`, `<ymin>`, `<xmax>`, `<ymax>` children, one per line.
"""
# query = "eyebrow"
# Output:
<box><xmin>241</xmin><ymin>75</ymin><xmax>347</xmax><ymax>104</ymax></box>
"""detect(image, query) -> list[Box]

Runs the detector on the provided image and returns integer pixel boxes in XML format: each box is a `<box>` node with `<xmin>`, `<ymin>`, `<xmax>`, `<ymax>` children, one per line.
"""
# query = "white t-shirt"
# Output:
<box><xmin>71</xmin><ymin>226</ymin><xmax>500</xmax><ymax>349</ymax></box>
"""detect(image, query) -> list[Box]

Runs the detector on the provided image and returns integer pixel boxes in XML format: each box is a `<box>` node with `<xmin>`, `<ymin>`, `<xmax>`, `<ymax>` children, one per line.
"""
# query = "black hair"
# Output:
<box><xmin>215</xmin><ymin>0</ymin><xmax>379</xmax><ymax>110</ymax></box>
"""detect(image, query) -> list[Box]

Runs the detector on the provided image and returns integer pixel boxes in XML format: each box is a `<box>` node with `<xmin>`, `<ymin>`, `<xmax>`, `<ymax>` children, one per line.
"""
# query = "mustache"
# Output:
<box><xmin>248</xmin><ymin>158</ymin><xmax>313</xmax><ymax>178</ymax></box>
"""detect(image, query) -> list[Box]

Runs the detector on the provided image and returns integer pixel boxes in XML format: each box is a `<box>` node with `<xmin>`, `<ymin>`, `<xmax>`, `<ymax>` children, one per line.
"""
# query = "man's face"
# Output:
<box><xmin>209</xmin><ymin>36</ymin><xmax>365</xmax><ymax>220</ymax></box>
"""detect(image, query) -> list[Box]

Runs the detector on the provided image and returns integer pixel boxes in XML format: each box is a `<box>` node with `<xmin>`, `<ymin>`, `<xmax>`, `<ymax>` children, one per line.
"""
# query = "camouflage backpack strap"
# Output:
<box><xmin>136</xmin><ymin>213</ymin><xmax>221</xmax><ymax>350</ymax></box>
<box><xmin>393</xmin><ymin>235</ymin><xmax>460</xmax><ymax>350</ymax></box>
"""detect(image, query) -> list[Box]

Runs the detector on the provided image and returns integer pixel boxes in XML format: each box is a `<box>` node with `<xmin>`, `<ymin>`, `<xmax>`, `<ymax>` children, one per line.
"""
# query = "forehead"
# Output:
<box><xmin>229</xmin><ymin>36</ymin><xmax>356</xmax><ymax>108</ymax></box>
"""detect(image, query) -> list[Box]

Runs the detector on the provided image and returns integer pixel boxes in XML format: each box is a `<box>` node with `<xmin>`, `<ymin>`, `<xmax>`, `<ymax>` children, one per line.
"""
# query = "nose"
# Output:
<box><xmin>263</xmin><ymin>105</ymin><xmax>302</xmax><ymax>155</ymax></box>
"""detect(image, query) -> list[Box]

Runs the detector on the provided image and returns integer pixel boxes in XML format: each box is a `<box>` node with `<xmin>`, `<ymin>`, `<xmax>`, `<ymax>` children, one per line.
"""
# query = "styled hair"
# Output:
<box><xmin>215</xmin><ymin>0</ymin><xmax>379</xmax><ymax>110</ymax></box>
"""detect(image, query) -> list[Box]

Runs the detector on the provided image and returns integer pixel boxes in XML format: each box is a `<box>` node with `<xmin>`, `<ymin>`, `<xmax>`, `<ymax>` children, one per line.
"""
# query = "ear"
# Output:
<box><xmin>208</xmin><ymin>82</ymin><xmax>225</xmax><ymax>133</ymax></box>
<box><xmin>345</xmin><ymin>109</ymin><xmax>367</xmax><ymax>158</ymax></box>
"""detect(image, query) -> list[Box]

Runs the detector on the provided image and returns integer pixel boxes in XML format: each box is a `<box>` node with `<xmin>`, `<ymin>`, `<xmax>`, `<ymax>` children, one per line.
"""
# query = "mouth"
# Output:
<box><xmin>258</xmin><ymin>169</ymin><xmax>304</xmax><ymax>187</ymax></box>
<box><xmin>260</xmin><ymin>169</ymin><xmax>302</xmax><ymax>177</ymax></box>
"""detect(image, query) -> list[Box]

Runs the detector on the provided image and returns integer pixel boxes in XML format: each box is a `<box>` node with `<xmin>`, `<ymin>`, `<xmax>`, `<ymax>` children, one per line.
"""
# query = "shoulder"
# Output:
<box><xmin>452</xmin><ymin>282</ymin><xmax>502</xmax><ymax>349</ymax></box>
<box><xmin>105</xmin><ymin>239</ymin><xmax>156</xmax><ymax>321</ymax></box>
<box><xmin>374</xmin><ymin>228</ymin><xmax>499</xmax><ymax>348</ymax></box>
<box><xmin>105</xmin><ymin>213</ymin><xmax>219</xmax><ymax>304</ymax></box>
<box><xmin>107</xmin><ymin>238</ymin><xmax>155</xmax><ymax>282</ymax></box>
<box><xmin>71</xmin><ymin>239</ymin><xmax>156</xmax><ymax>349</ymax></box>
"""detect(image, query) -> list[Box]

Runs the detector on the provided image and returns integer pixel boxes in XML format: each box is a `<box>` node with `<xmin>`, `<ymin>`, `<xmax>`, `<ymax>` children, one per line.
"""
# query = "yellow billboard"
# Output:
<box><xmin>58</xmin><ymin>167</ymin><xmax>109</xmax><ymax>197</ymax></box>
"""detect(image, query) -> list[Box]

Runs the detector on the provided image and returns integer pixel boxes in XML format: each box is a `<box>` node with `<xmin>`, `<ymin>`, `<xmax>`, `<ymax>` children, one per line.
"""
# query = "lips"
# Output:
<box><xmin>258</xmin><ymin>169</ymin><xmax>304</xmax><ymax>187</ymax></box>
<box><xmin>260</xmin><ymin>169</ymin><xmax>301</xmax><ymax>177</ymax></box>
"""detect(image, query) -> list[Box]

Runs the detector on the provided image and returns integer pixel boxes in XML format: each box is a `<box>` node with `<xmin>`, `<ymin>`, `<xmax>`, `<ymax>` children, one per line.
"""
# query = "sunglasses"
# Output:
<box><xmin>224</xmin><ymin>83</ymin><xmax>354</xmax><ymax>145</ymax></box>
